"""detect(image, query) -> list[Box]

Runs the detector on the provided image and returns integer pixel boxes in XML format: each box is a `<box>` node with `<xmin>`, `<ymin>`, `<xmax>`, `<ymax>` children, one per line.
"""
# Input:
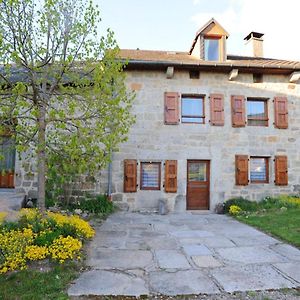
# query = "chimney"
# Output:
<box><xmin>244</xmin><ymin>32</ymin><xmax>264</xmax><ymax>57</ymax></box>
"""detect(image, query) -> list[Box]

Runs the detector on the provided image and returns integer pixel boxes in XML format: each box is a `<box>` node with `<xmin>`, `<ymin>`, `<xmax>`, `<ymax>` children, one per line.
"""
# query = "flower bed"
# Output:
<box><xmin>0</xmin><ymin>209</ymin><xmax>95</xmax><ymax>273</ymax></box>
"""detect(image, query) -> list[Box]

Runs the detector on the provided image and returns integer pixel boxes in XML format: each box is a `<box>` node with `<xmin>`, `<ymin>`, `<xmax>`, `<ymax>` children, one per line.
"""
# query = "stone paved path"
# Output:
<box><xmin>68</xmin><ymin>211</ymin><xmax>300</xmax><ymax>297</ymax></box>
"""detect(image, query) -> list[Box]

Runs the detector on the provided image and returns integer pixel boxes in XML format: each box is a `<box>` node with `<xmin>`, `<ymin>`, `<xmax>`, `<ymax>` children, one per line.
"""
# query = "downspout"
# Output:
<box><xmin>107</xmin><ymin>149</ymin><xmax>113</xmax><ymax>201</ymax></box>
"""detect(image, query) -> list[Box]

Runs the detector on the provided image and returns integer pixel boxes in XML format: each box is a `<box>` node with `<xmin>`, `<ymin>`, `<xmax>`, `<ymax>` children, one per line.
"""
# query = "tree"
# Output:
<box><xmin>0</xmin><ymin>0</ymin><xmax>135</xmax><ymax>210</ymax></box>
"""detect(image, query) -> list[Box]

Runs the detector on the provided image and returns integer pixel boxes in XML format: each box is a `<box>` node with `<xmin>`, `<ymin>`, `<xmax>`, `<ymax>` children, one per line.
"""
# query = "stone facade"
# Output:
<box><xmin>107</xmin><ymin>70</ymin><xmax>300</xmax><ymax>212</ymax></box>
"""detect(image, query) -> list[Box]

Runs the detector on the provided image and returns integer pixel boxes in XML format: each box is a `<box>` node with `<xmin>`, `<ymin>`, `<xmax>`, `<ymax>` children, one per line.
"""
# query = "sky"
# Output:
<box><xmin>97</xmin><ymin>0</ymin><xmax>300</xmax><ymax>61</ymax></box>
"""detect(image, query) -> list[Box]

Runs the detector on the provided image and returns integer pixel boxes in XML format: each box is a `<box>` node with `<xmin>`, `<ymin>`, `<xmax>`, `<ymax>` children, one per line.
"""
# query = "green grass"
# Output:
<box><xmin>236</xmin><ymin>208</ymin><xmax>300</xmax><ymax>247</ymax></box>
<box><xmin>0</xmin><ymin>262</ymin><xmax>80</xmax><ymax>300</ymax></box>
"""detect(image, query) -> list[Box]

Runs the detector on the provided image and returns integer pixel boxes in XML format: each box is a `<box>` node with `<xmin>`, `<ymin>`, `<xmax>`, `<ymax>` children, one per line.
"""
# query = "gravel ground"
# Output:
<box><xmin>70</xmin><ymin>288</ymin><xmax>300</xmax><ymax>300</ymax></box>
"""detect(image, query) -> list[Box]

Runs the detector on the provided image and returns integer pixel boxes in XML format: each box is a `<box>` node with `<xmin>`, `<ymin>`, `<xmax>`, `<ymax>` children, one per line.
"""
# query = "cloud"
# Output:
<box><xmin>191</xmin><ymin>0</ymin><xmax>300</xmax><ymax>60</ymax></box>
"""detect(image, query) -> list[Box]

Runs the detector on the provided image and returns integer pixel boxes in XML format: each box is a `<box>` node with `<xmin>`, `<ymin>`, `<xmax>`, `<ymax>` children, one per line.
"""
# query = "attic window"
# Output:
<box><xmin>189</xmin><ymin>70</ymin><xmax>200</xmax><ymax>79</ymax></box>
<box><xmin>204</xmin><ymin>37</ymin><xmax>220</xmax><ymax>61</ymax></box>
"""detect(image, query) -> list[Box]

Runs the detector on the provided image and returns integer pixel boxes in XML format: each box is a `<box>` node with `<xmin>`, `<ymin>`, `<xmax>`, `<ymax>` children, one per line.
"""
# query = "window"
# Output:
<box><xmin>204</xmin><ymin>38</ymin><xmax>220</xmax><ymax>61</ymax></box>
<box><xmin>181</xmin><ymin>96</ymin><xmax>205</xmax><ymax>123</ymax></box>
<box><xmin>247</xmin><ymin>99</ymin><xmax>268</xmax><ymax>126</ymax></box>
<box><xmin>140</xmin><ymin>162</ymin><xmax>161</xmax><ymax>190</ymax></box>
<box><xmin>250</xmin><ymin>157</ymin><xmax>269</xmax><ymax>183</ymax></box>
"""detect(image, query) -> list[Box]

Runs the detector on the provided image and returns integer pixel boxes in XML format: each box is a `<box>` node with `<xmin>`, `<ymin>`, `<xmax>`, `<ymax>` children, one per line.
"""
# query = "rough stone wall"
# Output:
<box><xmin>108</xmin><ymin>70</ymin><xmax>300</xmax><ymax>211</ymax></box>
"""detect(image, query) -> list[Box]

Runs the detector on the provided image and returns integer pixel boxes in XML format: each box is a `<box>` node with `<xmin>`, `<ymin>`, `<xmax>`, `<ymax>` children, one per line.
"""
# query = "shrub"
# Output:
<box><xmin>229</xmin><ymin>205</ymin><xmax>242</xmax><ymax>215</ymax></box>
<box><xmin>224</xmin><ymin>197</ymin><xmax>258</xmax><ymax>213</ymax></box>
<box><xmin>68</xmin><ymin>194</ymin><xmax>114</xmax><ymax>215</ymax></box>
<box><xmin>0</xmin><ymin>209</ymin><xmax>94</xmax><ymax>273</ymax></box>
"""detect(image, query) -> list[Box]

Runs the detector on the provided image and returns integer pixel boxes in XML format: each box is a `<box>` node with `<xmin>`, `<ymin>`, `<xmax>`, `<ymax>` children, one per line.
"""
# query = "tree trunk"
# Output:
<box><xmin>37</xmin><ymin>101</ymin><xmax>46</xmax><ymax>212</ymax></box>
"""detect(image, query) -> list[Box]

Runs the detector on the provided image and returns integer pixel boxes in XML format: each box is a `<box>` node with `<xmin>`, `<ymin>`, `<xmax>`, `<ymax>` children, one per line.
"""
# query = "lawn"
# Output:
<box><xmin>236</xmin><ymin>207</ymin><xmax>300</xmax><ymax>248</ymax></box>
<box><xmin>0</xmin><ymin>262</ymin><xmax>80</xmax><ymax>300</ymax></box>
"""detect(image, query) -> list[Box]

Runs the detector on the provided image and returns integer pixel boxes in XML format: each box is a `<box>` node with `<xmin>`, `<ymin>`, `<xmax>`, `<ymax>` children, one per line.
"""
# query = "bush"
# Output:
<box><xmin>0</xmin><ymin>209</ymin><xmax>95</xmax><ymax>273</ymax></box>
<box><xmin>68</xmin><ymin>194</ymin><xmax>114</xmax><ymax>215</ymax></box>
<box><xmin>224</xmin><ymin>197</ymin><xmax>258</xmax><ymax>213</ymax></box>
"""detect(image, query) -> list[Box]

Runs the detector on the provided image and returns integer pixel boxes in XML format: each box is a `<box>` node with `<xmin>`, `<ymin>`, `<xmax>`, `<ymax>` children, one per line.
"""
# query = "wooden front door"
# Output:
<box><xmin>187</xmin><ymin>160</ymin><xmax>210</xmax><ymax>210</ymax></box>
<box><xmin>0</xmin><ymin>136</ymin><xmax>15</xmax><ymax>188</ymax></box>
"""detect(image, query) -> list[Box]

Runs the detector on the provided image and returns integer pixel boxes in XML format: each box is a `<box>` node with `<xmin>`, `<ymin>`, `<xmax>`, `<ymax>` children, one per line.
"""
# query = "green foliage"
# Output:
<box><xmin>0</xmin><ymin>0</ymin><xmax>135</xmax><ymax>208</ymax></box>
<box><xmin>224</xmin><ymin>197</ymin><xmax>258</xmax><ymax>213</ymax></box>
<box><xmin>224</xmin><ymin>195</ymin><xmax>300</xmax><ymax>213</ymax></box>
<box><xmin>67</xmin><ymin>194</ymin><xmax>114</xmax><ymax>215</ymax></box>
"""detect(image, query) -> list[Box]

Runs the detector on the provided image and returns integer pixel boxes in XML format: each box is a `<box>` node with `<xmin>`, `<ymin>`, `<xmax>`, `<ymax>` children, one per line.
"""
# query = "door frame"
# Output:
<box><xmin>186</xmin><ymin>159</ymin><xmax>210</xmax><ymax>210</ymax></box>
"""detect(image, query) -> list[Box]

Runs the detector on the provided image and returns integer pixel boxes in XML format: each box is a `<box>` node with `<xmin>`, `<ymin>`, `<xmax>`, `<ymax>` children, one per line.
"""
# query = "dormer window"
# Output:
<box><xmin>204</xmin><ymin>37</ymin><xmax>220</xmax><ymax>61</ymax></box>
<box><xmin>189</xmin><ymin>18</ymin><xmax>229</xmax><ymax>62</ymax></box>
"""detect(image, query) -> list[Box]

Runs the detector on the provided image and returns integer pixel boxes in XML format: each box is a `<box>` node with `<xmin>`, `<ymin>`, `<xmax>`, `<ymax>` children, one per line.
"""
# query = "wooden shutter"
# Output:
<box><xmin>124</xmin><ymin>159</ymin><xmax>137</xmax><ymax>192</ymax></box>
<box><xmin>231</xmin><ymin>95</ymin><xmax>245</xmax><ymax>127</ymax></box>
<box><xmin>274</xmin><ymin>97</ymin><xmax>288</xmax><ymax>129</ymax></box>
<box><xmin>165</xmin><ymin>160</ymin><xmax>177</xmax><ymax>193</ymax></box>
<box><xmin>275</xmin><ymin>156</ymin><xmax>288</xmax><ymax>185</ymax></box>
<box><xmin>235</xmin><ymin>155</ymin><xmax>248</xmax><ymax>185</ymax></box>
<box><xmin>210</xmin><ymin>94</ymin><xmax>224</xmax><ymax>126</ymax></box>
<box><xmin>164</xmin><ymin>92</ymin><xmax>179</xmax><ymax>124</ymax></box>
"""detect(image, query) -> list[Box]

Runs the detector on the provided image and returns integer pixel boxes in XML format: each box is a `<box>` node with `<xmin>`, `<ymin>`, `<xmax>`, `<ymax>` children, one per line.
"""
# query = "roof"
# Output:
<box><xmin>119</xmin><ymin>49</ymin><xmax>300</xmax><ymax>74</ymax></box>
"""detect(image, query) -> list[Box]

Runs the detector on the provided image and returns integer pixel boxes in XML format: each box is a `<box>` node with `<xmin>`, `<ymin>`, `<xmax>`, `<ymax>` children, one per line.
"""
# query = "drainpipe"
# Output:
<box><xmin>107</xmin><ymin>149</ymin><xmax>113</xmax><ymax>201</ymax></box>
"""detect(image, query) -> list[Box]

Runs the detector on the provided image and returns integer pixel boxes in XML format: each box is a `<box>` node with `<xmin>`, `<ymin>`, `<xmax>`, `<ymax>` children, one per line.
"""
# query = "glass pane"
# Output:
<box><xmin>250</xmin><ymin>158</ymin><xmax>267</xmax><ymax>182</ymax></box>
<box><xmin>247</xmin><ymin>101</ymin><xmax>265</xmax><ymax>119</ymax></box>
<box><xmin>188</xmin><ymin>162</ymin><xmax>206</xmax><ymax>182</ymax></box>
<box><xmin>141</xmin><ymin>163</ymin><xmax>160</xmax><ymax>188</ymax></box>
<box><xmin>0</xmin><ymin>137</ymin><xmax>15</xmax><ymax>172</ymax></box>
<box><xmin>182</xmin><ymin>98</ymin><xmax>203</xmax><ymax>116</ymax></box>
<box><xmin>204</xmin><ymin>39</ymin><xmax>219</xmax><ymax>61</ymax></box>
<box><xmin>182</xmin><ymin>117</ymin><xmax>203</xmax><ymax>123</ymax></box>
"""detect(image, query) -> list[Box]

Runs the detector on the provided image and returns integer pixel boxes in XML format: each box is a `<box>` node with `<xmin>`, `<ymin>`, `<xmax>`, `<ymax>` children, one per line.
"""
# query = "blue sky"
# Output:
<box><xmin>97</xmin><ymin>0</ymin><xmax>300</xmax><ymax>61</ymax></box>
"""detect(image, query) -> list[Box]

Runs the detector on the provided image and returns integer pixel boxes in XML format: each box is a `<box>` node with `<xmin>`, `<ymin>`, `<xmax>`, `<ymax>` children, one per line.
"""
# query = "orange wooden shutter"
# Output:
<box><xmin>235</xmin><ymin>155</ymin><xmax>248</xmax><ymax>185</ymax></box>
<box><xmin>275</xmin><ymin>156</ymin><xmax>288</xmax><ymax>185</ymax></box>
<box><xmin>164</xmin><ymin>92</ymin><xmax>179</xmax><ymax>124</ymax></box>
<box><xmin>124</xmin><ymin>159</ymin><xmax>137</xmax><ymax>192</ymax></box>
<box><xmin>165</xmin><ymin>160</ymin><xmax>177</xmax><ymax>192</ymax></box>
<box><xmin>274</xmin><ymin>97</ymin><xmax>288</xmax><ymax>129</ymax></box>
<box><xmin>210</xmin><ymin>94</ymin><xmax>224</xmax><ymax>126</ymax></box>
<box><xmin>231</xmin><ymin>95</ymin><xmax>245</xmax><ymax>127</ymax></box>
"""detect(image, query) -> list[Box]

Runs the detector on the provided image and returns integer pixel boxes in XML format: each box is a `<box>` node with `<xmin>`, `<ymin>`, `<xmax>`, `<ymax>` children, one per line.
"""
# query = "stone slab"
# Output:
<box><xmin>192</xmin><ymin>255</ymin><xmax>222</xmax><ymax>268</ymax></box>
<box><xmin>211</xmin><ymin>264</ymin><xmax>297</xmax><ymax>292</ymax></box>
<box><xmin>149</xmin><ymin>270</ymin><xmax>220</xmax><ymax>295</ymax></box>
<box><xmin>68</xmin><ymin>270</ymin><xmax>149</xmax><ymax>296</ymax></box>
<box><xmin>155</xmin><ymin>250</ymin><xmax>191</xmax><ymax>269</ymax></box>
<box><xmin>87</xmin><ymin>249</ymin><xmax>153</xmax><ymax>269</ymax></box>
<box><xmin>182</xmin><ymin>244</ymin><xmax>212</xmax><ymax>256</ymax></box>
<box><xmin>217</xmin><ymin>246</ymin><xmax>287</xmax><ymax>264</ymax></box>
<box><xmin>271</xmin><ymin>244</ymin><xmax>300</xmax><ymax>261</ymax></box>
<box><xmin>146</xmin><ymin>237</ymin><xmax>179</xmax><ymax>250</ymax></box>
<box><xmin>274</xmin><ymin>262</ymin><xmax>300</xmax><ymax>283</ymax></box>
<box><xmin>230</xmin><ymin>235</ymin><xmax>279</xmax><ymax>247</ymax></box>
<box><xmin>170</xmin><ymin>230</ymin><xmax>214</xmax><ymax>238</ymax></box>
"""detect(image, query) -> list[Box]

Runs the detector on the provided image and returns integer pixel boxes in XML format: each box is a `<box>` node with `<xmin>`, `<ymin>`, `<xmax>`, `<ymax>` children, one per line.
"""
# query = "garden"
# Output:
<box><xmin>225</xmin><ymin>195</ymin><xmax>300</xmax><ymax>247</ymax></box>
<box><xmin>0</xmin><ymin>194</ymin><xmax>114</xmax><ymax>299</ymax></box>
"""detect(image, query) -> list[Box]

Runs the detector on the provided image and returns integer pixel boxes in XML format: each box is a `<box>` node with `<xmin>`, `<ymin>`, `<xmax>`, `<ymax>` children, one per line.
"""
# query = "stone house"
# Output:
<box><xmin>1</xmin><ymin>18</ymin><xmax>300</xmax><ymax>212</ymax></box>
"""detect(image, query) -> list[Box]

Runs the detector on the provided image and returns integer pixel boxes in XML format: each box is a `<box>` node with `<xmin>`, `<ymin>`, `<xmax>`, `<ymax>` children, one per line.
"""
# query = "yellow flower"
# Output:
<box><xmin>0</xmin><ymin>212</ymin><xmax>7</xmax><ymax>224</ymax></box>
<box><xmin>49</xmin><ymin>236</ymin><xmax>82</xmax><ymax>263</ymax></box>
<box><xmin>25</xmin><ymin>245</ymin><xmax>49</xmax><ymax>261</ymax></box>
<box><xmin>229</xmin><ymin>205</ymin><xmax>242</xmax><ymax>215</ymax></box>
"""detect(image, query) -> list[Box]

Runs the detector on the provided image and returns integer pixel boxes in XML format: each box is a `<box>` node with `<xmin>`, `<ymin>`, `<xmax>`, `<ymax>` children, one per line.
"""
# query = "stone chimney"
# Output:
<box><xmin>244</xmin><ymin>32</ymin><xmax>264</xmax><ymax>57</ymax></box>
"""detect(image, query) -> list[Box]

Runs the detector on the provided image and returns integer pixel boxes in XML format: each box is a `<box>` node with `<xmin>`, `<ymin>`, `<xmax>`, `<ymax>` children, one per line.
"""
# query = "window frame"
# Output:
<box><xmin>249</xmin><ymin>156</ymin><xmax>269</xmax><ymax>184</ymax></box>
<box><xmin>181</xmin><ymin>94</ymin><xmax>205</xmax><ymax>124</ymax></box>
<box><xmin>204</xmin><ymin>36</ymin><xmax>221</xmax><ymax>61</ymax></box>
<box><xmin>140</xmin><ymin>162</ymin><xmax>161</xmax><ymax>190</ymax></box>
<box><xmin>247</xmin><ymin>98</ymin><xmax>269</xmax><ymax>127</ymax></box>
